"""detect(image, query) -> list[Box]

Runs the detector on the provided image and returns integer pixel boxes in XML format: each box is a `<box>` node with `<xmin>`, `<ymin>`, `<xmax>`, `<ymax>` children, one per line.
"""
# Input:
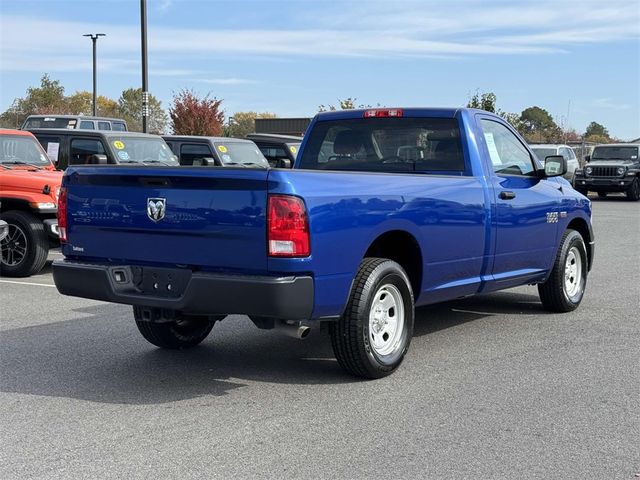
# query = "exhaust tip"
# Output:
<box><xmin>298</xmin><ymin>326</ymin><xmax>311</xmax><ymax>339</ymax></box>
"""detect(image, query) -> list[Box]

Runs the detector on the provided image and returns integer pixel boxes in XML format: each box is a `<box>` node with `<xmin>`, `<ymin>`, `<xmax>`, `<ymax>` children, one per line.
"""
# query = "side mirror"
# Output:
<box><xmin>278</xmin><ymin>158</ymin><xmax>292</xmax><ymax>168</ymax></box>
<box><xmin>89</xmin><ymin>154</ymin><xmax>108</xmax><ymax>165</ymax></box>
<box><xmin>584</xmin><ymin>155</ymin><xmax>591</xmax><ymax>163</ymax></box>
<box><xmin>543</xmin><ymin>155</ymin><xmax>567</xmax><ymax>177</ymax></box>
<box><xmin>193</xmin><ymin>157</ymin><xmax>215</xmax><ymax>166</ymax></box>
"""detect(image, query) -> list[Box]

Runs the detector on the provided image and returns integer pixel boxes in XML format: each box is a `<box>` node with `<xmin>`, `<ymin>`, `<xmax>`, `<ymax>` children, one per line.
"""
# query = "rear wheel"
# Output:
<box><xmin>626</xmin><ymin>178</ymin><xmax>640</xmax><ymax>201</ymax></box>
<box><xmin>538</xmin><ymin>229</ymin><xmax>588</xmax><ymax>312</ymax></box>
<box><xmin>133</xmin><ymin>306</ymin><xmax>222</xmax><ymax>349</ymax></box>
<box><xmin>0</xmin><ymin>210</ymin><xmax>49</xmax><ymax>277</ymax></box>
<box><xmin>330</xmin><ymin>258</ymin><xmax>414</xmax><ymax>379</ymax></box>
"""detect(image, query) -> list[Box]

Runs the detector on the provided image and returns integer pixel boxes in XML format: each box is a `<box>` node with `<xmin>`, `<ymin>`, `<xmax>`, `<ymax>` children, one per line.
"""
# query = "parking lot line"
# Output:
<box><xmin>0</xmin><ymin>280</ymin><xmax>56</xmax><ymax>288</ymax></box>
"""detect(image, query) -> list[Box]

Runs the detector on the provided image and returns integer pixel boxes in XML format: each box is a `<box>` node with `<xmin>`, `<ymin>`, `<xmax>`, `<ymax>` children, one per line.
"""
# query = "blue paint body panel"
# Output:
<box><xmin>59</xmin><ymin>108</ymin><xmax>593</xmax><ymax>320</ymax></box>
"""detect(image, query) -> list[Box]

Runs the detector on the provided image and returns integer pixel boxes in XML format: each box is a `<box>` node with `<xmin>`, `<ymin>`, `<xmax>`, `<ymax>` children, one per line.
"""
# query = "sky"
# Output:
<box><xmin>0</xmin><ymin>0</ymin><xmax>638</xmax><ymax>139</ymax></box>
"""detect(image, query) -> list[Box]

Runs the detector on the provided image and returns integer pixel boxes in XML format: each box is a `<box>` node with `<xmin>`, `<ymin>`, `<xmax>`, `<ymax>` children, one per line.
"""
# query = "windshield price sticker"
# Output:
<box><xmin>290</xmin><ymin>146</ymin><xmax>297</xmax><ymax>154</ymax></box>
<box><xmin>113</xmin><ymin>141</ymin><xmax>125</xmax><ymax>150</ymax></box>
<box><xmin>118</xmin><ymin>151</ymin><xmax>130</xmax><ymax>160</ymax></box>
<box><xmin>218</xmin><ymin>145</ymin><xmax>228</xmax><ymax>153</ymax></box>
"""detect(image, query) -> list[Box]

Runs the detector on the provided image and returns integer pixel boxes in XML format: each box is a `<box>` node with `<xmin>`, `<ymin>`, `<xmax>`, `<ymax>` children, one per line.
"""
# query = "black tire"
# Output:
<box><xmin>0</xmin><ymin>210</ymin><xmax>49</xmax><ymax>277</ymax></box>
<box><xmin>597</xmin><ymin>192</ymin><xmax>607</xmax><ymax>198</ymax></box>
<box><xmin>574</xmin><ymin>187</ymin><xmax>588</xmax><ymax>196</ymax></box>
<box><xmin>133</xmin><ymin>306</ymin><xmax>220</xmax><ymax>349</ymax></box>
<box><xmin>538</xmin><ymin>229</ymin><xmax>588</xmax><ymax>312</ymax></box>
<box><xmin>330</xmin><ymin>258</ymin><xmax>414</xmax><ymax>379</ymax></box>
<box><xmin>626</xmin><ymin>178</ymin><xmax>640</xmax><ymax>201</ymax></box>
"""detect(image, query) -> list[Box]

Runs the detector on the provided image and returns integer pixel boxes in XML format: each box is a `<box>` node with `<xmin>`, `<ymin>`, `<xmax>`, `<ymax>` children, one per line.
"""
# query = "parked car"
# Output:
<box><xmin>574</xmin><ymin>143</ymin><xmax>640</xmax><ymax>200</ymax></box>
<box><xmin>28</xmin><ymin>129</ymin><xmax>178</xmax><ymax>170</ymax></box>
<box><xmin>22</xmin><ymin>115</ymin><xmax>127</xmax><ymax>131</ymax></box>
<box><xmin>163</xmin><ymin>136</ymin><xmax>270</xmax><ymax>168</ymax></box>
<box><xmin>246</xmin><ymin>133</ymin><xmax>303</xmax><ymax>168</ymax></box>
<box><xmin>52</xmin><ymin>107</ymin><xmax>594</xmax><ymax>379</ymax></box>
<box><xmin>0</xmin><ymin>129</ymin><xmax>63</xmax><ymax>276</ymax></box>
<box><xmin>530</xmin><ymin>144</ymin><xmax>580</xmax><ymax>181</ymax></box>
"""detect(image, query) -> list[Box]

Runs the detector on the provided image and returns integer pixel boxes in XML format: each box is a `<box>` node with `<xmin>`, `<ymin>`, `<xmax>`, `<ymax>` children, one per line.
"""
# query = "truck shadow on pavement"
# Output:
<box><xmin>0</xmin><ymin>291</ymin><xmax>542</xmax><ymax>405</ymax></box>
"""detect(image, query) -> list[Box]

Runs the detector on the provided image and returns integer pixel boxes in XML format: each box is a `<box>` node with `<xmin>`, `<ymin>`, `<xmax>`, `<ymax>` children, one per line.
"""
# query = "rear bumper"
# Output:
<box><xmin>52</xmin><ymin>260</ymin><xmax>314</xmax><ymax>320</ymax></box>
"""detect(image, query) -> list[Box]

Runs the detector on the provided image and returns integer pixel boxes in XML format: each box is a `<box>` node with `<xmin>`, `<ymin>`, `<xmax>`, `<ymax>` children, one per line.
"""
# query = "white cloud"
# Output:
<box><xmin>0</xmin><ymin>0</ymin><xmax>638</xmax><ymax>73</ymax></box>
<box><xmin>592</xmin><ymin>98</ymin><xmax>632</xmax><ymax>110</ymax></box>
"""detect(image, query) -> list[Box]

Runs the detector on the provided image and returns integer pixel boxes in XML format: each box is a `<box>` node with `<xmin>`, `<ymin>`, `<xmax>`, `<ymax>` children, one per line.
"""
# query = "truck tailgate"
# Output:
<box><xmin>62</xmin><ymin>166</ymin><xmax>269</xmax><ymax>272</ymax></box>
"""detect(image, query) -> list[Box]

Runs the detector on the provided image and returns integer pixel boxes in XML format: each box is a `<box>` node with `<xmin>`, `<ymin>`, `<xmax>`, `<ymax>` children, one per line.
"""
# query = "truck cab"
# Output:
<box><xmin>28</xmin><ymin>129</ymin><xmax>178</xmax><ymax>170</ymax></box>
<box><xmin>163</xmin><ymin>135</ymin><xmax>270</xmax><ymax>168</ymax></box>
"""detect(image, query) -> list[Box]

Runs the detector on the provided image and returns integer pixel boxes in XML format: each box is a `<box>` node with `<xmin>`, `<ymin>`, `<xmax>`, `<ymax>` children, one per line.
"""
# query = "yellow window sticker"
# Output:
<box><xmin>289</xmin><ymin>146</ymin><xmax>297</xmax><ymax>154</ymax></box>
<box><xmin>217</xmin><ymin>145</ymin><xmax>228</xmax><ymax>153</ymax></box>
<box><xmin>113</xmin><ymin>140</ymin><xmax>125</xmax><ymax>150</ymax></box>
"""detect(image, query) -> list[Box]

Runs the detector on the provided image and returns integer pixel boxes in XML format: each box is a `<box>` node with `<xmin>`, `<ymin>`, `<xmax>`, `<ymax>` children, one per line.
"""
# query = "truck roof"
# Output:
<box><xmin>25</xmin><ymin>114</ymin><xmax>126</xmax><ymax>122</ymax></box>
<box><xmin>163</xmin><ymin>135</ymin><xmax>254</xmax><ymax>143</ymax></box>
<box><xmin>0</xmin><ymin>129</ymin><xmax>36</xmax><ymax>137</ymax></box>
<box><xmin>593</xmin><ymin>143</ymin><xmax>640</xmax><ymax>147</ymax></box>
<box><xmin>246</xmin><ymin>133</ymin><xmax>303</xmax><ymax>142</ymax></box>
<box><xmin>27</xmin><ymin>128</ymin><xmax>163</xmax><ymax>139</ymax></box>
<box><xmin>315</xmin><ymin>107</ymin><xmax>464</xmax><ymax>121</ymax></box>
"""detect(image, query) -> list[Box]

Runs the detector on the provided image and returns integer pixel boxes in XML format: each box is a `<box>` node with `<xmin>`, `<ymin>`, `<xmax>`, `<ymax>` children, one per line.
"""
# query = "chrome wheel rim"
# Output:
<box><xmin>1</xmin><ymin>224</ymin><xmax>28</xmax><ymax>267</ymax></box>
<box><xmin>564</xmin><ymin>247</ymin><xmax>583</xmax><ymax>299</ymax></box>
<box><xmin>368</xmin><ymin>284</ymin><xmax>405</xmax><ymax>357</ymax></box>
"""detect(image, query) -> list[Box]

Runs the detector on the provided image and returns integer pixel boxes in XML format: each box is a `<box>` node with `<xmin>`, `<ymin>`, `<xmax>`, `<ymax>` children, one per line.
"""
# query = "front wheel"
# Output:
<box><xmin>133</xmin><ymin>307</ymin><xmax>221</xmax><ymax>349</ymax></box>
<box><xmin>330</xmin><ymin>258</ymin><xmax>414</xmax><ymax>379</ymax></box>
<box><xmin>0</xmin><ymin>210</ymin><xmax>49</xmax><ymax>277</ymax></box>
<box><xmin>626</xmin><ymin>178</ymin><xmax>640</xmax><ymax>201</ymax></box>
<box><xmin>538</xmin><ymin>229</ymin><xmax>588</xmax><ymax>312</ymax></box>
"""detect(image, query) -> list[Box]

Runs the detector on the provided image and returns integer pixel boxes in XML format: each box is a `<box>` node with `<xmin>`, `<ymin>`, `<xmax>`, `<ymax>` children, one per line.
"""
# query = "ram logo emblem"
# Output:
<box><xmin>147</xmin><ymin>198</ymin><xmax>166</xmax><ymax>222</ymax></box>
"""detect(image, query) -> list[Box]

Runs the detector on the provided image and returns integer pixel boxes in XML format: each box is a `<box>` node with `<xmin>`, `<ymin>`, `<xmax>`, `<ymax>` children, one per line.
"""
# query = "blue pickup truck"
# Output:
<box><xmin>52</xmin><ymin>108</ymin><xmax>594</xmax><ymax>379</ymax></box>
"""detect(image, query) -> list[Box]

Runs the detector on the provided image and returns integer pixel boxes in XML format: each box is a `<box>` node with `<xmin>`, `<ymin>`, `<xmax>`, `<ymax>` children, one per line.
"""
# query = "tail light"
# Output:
<box><xmin>268</xmin><ymin>195</ymin><xmax>310</xmax><ymax>257</ymax></box>
<box><xmin>57</xmin><ymin>186</ymin><xmax>68</xmax><ymax>243</ymax></box>
<box><xmin>364</xmin><ymin>108</ymin><xmax>403</xmax><ymax>118</ymax></box>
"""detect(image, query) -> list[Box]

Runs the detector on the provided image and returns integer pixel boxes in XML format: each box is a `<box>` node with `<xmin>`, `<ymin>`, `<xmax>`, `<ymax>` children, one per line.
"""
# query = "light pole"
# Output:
<box><xmin>140</xmin><ymin>0</ymin><xmax>149</xmax><ymax>133</ymax></box>
<box><xmin>83</xmin><ymin>33</ymin><xmax>106</xmax><ymax>116</ymax></box>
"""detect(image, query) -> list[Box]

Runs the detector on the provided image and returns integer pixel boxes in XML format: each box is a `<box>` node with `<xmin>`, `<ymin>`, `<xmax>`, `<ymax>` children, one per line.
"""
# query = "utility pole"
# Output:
<box><xmin>83</xmin><ymin>33</ymin><xmax>106</xmax><ymax>116</ymax></box>
<box><xmin>140</xmin><ymin>0</ymin><xmax>149</xmax><ymax>132</ymax></box>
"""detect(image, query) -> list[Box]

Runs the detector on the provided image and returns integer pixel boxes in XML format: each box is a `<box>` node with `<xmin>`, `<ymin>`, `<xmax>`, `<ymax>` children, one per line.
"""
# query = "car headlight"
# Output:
<box><xmin>617</xmin><ymin>167</ymin><xmax>625</xmax><ymax>176</ymax></box>
<box><xmin>585</xmin><ymin>166</ymin><xmax>593</xmax><ymax>175</ymax></box>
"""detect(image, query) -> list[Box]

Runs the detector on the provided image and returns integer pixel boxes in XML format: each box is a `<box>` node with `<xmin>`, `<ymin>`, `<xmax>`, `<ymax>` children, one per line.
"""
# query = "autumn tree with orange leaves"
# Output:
<box><xmin>169</xmin><ymin>89</ymin><xmax>224</xmax><ymax>136</ymax></box>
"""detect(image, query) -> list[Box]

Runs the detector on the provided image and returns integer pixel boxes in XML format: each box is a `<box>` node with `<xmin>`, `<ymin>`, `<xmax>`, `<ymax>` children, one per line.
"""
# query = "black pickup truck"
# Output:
<box><xmin>163</xmin><ymin>135</ymin><xmax>270</xmax><ymax>168</ymax></box>
<box><xmin>574</xmin><ymin>143</ymin><xmax>640</xmax><ymax>200</ymax></box>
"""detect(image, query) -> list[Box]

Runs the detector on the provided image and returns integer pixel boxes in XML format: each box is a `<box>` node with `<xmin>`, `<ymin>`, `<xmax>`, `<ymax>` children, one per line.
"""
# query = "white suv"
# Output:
<box><xmin>530</xmin><ymin>144</ymin><xmax>580</xmax><ymax>182</ymax></box>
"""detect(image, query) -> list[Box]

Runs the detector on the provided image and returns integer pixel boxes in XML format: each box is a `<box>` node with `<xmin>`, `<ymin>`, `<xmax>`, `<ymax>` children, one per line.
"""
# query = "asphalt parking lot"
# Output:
<box><xmin>1</xmin><ymin>196</ymin><xmax>638</xmax><ymax>479</ymax></box>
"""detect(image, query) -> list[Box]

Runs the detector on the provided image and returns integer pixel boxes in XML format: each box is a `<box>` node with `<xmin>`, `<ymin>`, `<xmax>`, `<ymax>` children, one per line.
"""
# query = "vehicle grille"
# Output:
<box><xmin>591</xmin><ymin>166</ymin><xmax>619</xmax><ymax>177</ymax></box>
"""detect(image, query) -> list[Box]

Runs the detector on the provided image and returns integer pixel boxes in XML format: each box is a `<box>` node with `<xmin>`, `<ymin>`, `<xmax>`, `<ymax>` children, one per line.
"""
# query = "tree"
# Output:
<box><xmin>466</xmin><ymin>91</ymin><xmax>497</xmax><ymax>113</ymax></box>
<box><xmin>318</xmin><ymin>97</ymin><xmax>372</xmax><ymax>112</ymax></box>
<box><xmin>228</xmin><ymin>111</ymin><xmax>278</xmax><ymax>138</ymax></box>
<box><xmin>0</xmin><ymin>74</ymin><xmax>67</xmax><ymax>128</ymax></box>
<box><xmin>118</xmin><ymin>88</ymin><xmax>168</xmax><ymax>134</ymax></box>
<box><xmin>169</xmin><ymin>89</ymin><xmax>224</xmax><ymax>136</ymax></box>
<box><xmin>584</xmin><ymin>121</ymin><xmax>609</xmax><ymax>140</ymax></box>
<box><xmin>519</xmin><ymin>106</ymin><xmax>561</xmax><ymax>142</ymax></box>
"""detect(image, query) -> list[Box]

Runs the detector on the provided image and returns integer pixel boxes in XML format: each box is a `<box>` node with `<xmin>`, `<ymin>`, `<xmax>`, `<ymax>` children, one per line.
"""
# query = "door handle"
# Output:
<box><xmin>499</xmin><ymin>191</ymin><xmax>516</xmax><ymax>200</ymax></box>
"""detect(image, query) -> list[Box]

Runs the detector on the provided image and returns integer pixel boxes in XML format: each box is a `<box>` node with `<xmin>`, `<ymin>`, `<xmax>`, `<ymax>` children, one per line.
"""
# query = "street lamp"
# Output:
<box><xmin>140</xmin><ymin>0</ymin><xmax>149</xmax><ymax>133</ymax></box>
<box><xmin>82</xmin><ymin>33</ymin><xmax>106</xmax><ymax>116</ymax></box>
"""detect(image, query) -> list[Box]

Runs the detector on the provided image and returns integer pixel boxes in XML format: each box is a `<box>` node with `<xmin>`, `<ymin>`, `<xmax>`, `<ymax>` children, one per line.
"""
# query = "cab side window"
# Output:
<box><xmin>70</xmin><ymin>139</ymin><xmax>107</xmax><ymax>165</ymax></box>
<box><xmin>480</xmin><ymin>119</ymin><xmax>536</xmax><ymax>176</ymax></box>
<box><xmin>180</xmin><ymin>143</ymin><xmax>213</xmax><ymax>166</ymax></box>
<box><xmin>98</xmin><ymin>121</ymin><xmax>111</xmax><ymax>130</ymax></box>
<box><xmin>79</xmin><ymin>121</ymin><xmax>95</xmax><ymax>130</ymax></box>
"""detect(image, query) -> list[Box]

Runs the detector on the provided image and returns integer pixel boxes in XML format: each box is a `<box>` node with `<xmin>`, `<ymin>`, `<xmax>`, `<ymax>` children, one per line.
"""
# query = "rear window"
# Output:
<box><xmin>212</xmin><ymin>142</ymin><xmax>269</xmax><ymax>168</ymax></box>
<box><xmin>298</xmin><ymin>117</ymin><xmax>465</xmax><ymax>173</ymax></box>
<box><xmin>23</xmin><ymin>117</ymin><xmax>77</xmax><ymax>129</ymax></box>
